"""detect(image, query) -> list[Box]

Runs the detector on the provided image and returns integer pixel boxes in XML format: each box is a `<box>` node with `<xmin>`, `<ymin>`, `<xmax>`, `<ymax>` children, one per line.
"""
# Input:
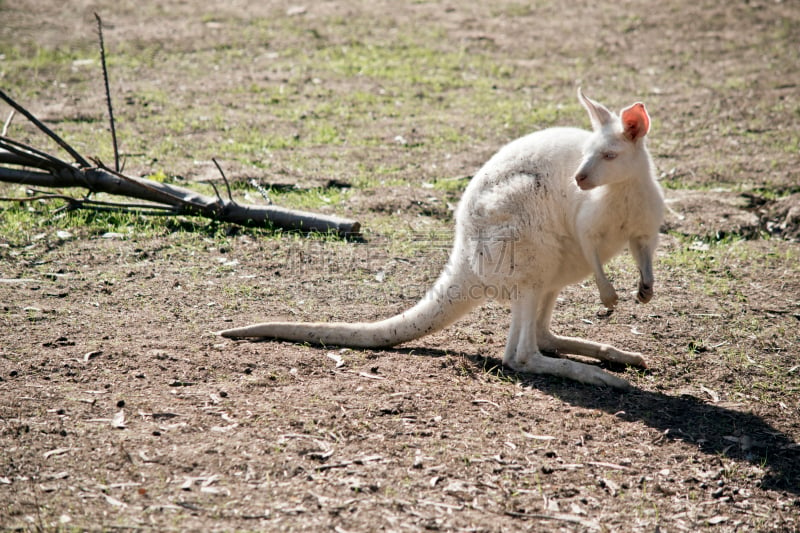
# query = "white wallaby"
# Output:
<box><xmin>219</xmin><ymin>89</ymin><xmax>665</xmax><ymax>389</ymax></box>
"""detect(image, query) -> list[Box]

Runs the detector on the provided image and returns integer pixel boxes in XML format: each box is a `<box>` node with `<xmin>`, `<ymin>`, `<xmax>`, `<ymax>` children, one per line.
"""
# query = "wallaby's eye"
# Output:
<box><xmin>603</xmin><ymin>152</ymin><xmax>617</xmax><ymax>160</ymax></box>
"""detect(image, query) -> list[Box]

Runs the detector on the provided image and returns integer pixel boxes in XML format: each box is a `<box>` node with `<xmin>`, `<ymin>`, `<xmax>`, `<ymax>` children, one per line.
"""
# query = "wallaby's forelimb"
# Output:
<box><xmin>629</xmin><ymin>235</ymin><xmax>657</xmax><ymax>304</ymax></box>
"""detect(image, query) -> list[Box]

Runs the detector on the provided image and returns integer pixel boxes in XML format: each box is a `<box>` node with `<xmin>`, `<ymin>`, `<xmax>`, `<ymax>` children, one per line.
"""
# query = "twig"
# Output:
<box><xmin>586</xmin><ymin>461</ymin><xmax>632</xmax><ymax>471</ymax></box>
<box><xmin>212</xmin><ymin>158</ymin><xmax>236</xmax><ymax>204</ymax></box>
<box><xmin>207</xmin><ymin>162</ymin><xmax>225</xmax><ymax>205</ymax></box>
<box><xmin>0</xmin><ymin>88</ymin><xmax>91</xmax><ymax>168</ymax></box>
<box><xmin>315</xmin><ymin>461</ymin><xmax>353</xmax><ymax>472</ymax></box>
<box><xmin>94</xmin><ymin>13</ymin><xmax>120</xmax><ymax>172</ymax></box>
<box><xmin>66</xmin><ymin>197</ymin><xmax>178</xmax><ymax>214</ymax></box>
<box><xmin>0</xmin><ymin>195</ymin><xmax>74</xmax><ymax>205</ymax></box>
<box><xmin>0</xmin><ymin>135</ymin><xmax>72</xmax><ymax>168</ymax></box>
<box><xmin>504</xmin><ymin>511</ymin><xmax>600</xmax><ymax>530</ymax></box>
<box><xmin>0</xmin><ymin>191</ymin><xmax>180</xmax><ymax>217</ymax></box>
<box><xmin>0</xmin><ymin>191</ymin><xmax>77</xmax><ymax>203</ymax></box>
<box><xmin>2</xmin><ymin>110</ymin><xmax>14</xmax><ymax>136</ymax></box>
<box><xmin>65</xmin><ymin>204</ymin><xmax>180</xmax><ymax>216</ymax></box>
<box><xmin>207</xmin><ymin>179</ymin><xmax>224</xmax><ymax>204</ymax></box>
<box><xmin>418</xmin><ymin>500</ymin><xmax>464</xmax><ymax>511</ymax></box>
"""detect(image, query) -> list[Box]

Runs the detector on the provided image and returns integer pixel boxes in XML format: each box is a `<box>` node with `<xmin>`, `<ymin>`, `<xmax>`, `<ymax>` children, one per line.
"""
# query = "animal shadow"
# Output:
<box><xmin>394</xmin><ymin>347</ymin><xmax>800</xmax><ymax>495</ymax></box>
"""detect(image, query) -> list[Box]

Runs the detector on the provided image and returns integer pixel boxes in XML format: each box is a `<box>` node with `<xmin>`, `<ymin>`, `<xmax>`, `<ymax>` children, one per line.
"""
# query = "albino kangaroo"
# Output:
<box><xmin>219</xmin><ymin>89</ymin><xmax>665</xmax><ymax>389</ymax></box>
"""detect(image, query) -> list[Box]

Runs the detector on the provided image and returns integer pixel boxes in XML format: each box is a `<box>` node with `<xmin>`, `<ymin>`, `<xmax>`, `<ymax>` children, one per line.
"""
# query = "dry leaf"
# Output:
<box><xmin>200</xmin><ymin>474</ymin><xmax>221</xmax><ymax>488</ymax></box>
<box><xmin>472</xmin><ymin>399</ymin><xmax>500</xmax><ymax>408</ymax></box>
<box><xmin>111</xmin><ymin>409</ymin><xmax>127</xmax><ymax>429</ymax></box>
<box><xmin>83</xmin><ymin>350</ymin><xmax>102</xmax><ymax>362</ymax></box>
<box><xmin>356</xmin><ymin>454</ymin><xmax>383</xmax><ymax>464</ymax></box>
<box><xmin>600</xmin><ymin>477</ymin><xmax>620</xmax><ymax>496</ymax></box>
<box><xmin>588</xmin><ymin>461</ymin><xmax>632</xmax><ymax>471</ymax></box>
<box><xmin>523</xmin><ymin>432</ymin><xmax>556</xmax><ymax>441</ymax></box>
<box><xmin>210</xmin><ymin>423</ymin><xmax>238</xmax><ymax>433</ymax></box>
<box><xmin>444</xmin><ymin>480</ymin><xmax>473</xmax><ymax>495</ymax></box>
<box><xmin>286</xmin><ymin>5</ymin><xmax>307</xmax><ymax>16</ymax></box>
<box><xmin>326</xmin><ymin>352</ymin><xmax>345</xmax><ymax>368</ymax></box>
<box><xmin>43</xmin><ymin>448</ymin><xmax>71</xmax><ymax>459</ymax></box>
<box><xmin>700</xmin><ymin>385</ymin><xmax>720</xmax><ymax>403</ymax></box>
<box><xmin>569</xmin><ymin>502</ymin><xmax>587</xmax><ymax>516</ymax></box>
<box><xmin>104</xmin><ymin>494</ymin><xmax>127</xmax><ymax>507</ymax></box>
<box><xmin>544</xmin><ymin>495</ymin><xmax>560</xmax><ymax>512</ymax></box>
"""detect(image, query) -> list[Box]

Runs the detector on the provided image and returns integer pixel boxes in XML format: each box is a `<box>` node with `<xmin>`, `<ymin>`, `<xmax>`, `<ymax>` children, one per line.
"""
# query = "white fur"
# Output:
<box><xmin>219</xmin><ymin>89</ymin><xmax>665</xmax><ymax>389</ymax></box>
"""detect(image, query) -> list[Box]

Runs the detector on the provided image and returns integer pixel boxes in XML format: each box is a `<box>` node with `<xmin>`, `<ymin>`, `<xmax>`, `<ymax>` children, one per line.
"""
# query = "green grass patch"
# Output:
<box><xmin>268</xmin><ymin>185</ymin><xmax>350</xmax><ymax>212</ymax></box>
<box><xmin>0</xmin><ymin>189</ymin><xmax>169</xmax><ymax>246</ymax></box>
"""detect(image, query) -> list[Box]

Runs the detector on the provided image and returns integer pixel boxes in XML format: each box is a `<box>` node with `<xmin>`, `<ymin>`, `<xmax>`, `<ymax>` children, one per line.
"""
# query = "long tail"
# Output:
<box><xmin>217</xmin><ymin>265</ymin><xmax>479</xmax><ymax>348</ymax></box>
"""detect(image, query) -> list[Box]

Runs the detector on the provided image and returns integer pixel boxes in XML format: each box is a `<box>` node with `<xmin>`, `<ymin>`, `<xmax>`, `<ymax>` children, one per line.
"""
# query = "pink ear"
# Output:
<box><xmin>621</xmin><ymin>102</ymin><xmax>650</xmax><ymax>141</ymax></box>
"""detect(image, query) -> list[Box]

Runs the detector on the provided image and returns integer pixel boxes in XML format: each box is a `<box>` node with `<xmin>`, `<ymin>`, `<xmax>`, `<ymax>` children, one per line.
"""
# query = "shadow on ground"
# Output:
<box><xmin>393</xmin><ymin>347</ymin><xmax>800</xmax><ymax>495</ymax></box>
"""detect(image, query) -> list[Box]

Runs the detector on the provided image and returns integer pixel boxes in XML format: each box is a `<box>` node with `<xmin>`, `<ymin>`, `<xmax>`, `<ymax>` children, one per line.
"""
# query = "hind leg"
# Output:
<box><xmin>503</xmin><ymin>291</ymin><xmax>630</xmax><ymax>389</ymax></box>
<box><xmin>536</xmin><ymin>290</ymin><xmax>647</xmax><ymax>367</ymax></box>
<box><xmin>502</xmin><ymin>291</ymin><xmax>538</xmax><ymax>369</ymax></box>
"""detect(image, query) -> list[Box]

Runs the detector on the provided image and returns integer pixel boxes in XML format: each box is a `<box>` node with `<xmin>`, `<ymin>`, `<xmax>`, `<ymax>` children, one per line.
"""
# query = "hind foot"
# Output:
<box><xmin>508</xmin><ymin>352</ymin><xmax>631</xmax><ymax>390</ymax></box>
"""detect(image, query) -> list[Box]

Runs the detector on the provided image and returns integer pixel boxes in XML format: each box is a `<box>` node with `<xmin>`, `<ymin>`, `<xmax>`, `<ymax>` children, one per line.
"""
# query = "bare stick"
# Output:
<box><xmin>208</xmin><ymin>159</ymin><xmax>227</xmax><ymax>204</ymax></box>
<box><xmin>2</xmin><ymin>111</ymin><xmax>14</xmax><ymax>136</ymax></box>
<box><xmin>95</xmin><ymin>13</ymin><xmax>120</xmax><ymax>172</ymax></box>
<box><xmin>0</xmin><ymin>193</ymin><xmax>77</xmax><ymax>203</ymax></box>
<box><xmin>0</xmin><ymin>192</ymin><xmax>181</xmax><ymax>218</ymax></box>
<box><xmin>207</xmin><ymin>178</ymin><xmax>225</xmax><ymax>205</ymax></box>
<box><xmin>1</xmin><ymin>135</ymin><xmax>71</xmax><ymax>168</ymax></box>
<box><xmin>212</xmin><ymin>158</ymin><xmax>236</xmax><ymax>204</ymax></box>
<box><xmin>0</xmin><ymin>89</ymin><xmax>91</xmax><ymax>168</ymax></box>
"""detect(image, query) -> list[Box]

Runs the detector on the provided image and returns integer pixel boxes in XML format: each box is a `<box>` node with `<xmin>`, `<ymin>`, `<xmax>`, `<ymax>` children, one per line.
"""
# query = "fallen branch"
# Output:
<box><xmin>0</xmin><ymin>89</ymin><xmax>360</xmax><ymax>237</ymax></box>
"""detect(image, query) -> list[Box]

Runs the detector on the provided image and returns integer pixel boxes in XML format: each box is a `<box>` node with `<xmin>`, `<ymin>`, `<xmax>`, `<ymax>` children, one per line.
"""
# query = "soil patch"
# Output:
<box><xmin>1</xmin><ymin>0</ymin><xmax>799</xmax><ymax>531</ymax></box>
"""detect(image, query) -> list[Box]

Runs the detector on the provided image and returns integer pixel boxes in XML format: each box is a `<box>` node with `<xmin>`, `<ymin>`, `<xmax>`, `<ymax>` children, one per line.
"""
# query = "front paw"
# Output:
<box><xmin>636</xmin><ymin>281</ymin><xmax>653</xmax><ymax>304</ymax></box>
<box><xmin>600</xmin><ymin>288</ymin><xmax>619</xmax><ymax>309</ymax></box>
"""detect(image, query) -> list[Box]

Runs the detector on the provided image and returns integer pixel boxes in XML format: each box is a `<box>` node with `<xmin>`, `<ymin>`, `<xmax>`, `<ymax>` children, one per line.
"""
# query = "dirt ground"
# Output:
<box><xmin>1</xmin><ymin>0</ymin><xmax>799</xmax><ymax>531</ymax></box>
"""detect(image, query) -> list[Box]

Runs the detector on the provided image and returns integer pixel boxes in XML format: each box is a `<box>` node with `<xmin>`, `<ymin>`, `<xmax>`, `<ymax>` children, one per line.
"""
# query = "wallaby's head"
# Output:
<box><xmin>574</xmin><ymin>88</ymin><xmax>651</xmax><ymax>191</ymax></box>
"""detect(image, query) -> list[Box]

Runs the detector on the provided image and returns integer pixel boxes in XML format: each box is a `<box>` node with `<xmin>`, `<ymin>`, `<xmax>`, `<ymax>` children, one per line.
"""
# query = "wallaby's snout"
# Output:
<box><xmin>575</xmin><ymin>171</ymin><xmax>592</xmax><ymax>190</ymax></box>
<box><xmin>574</xmin><ymin>157</ymin><xmax>598</xmax><ymax>190</ymax></box>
